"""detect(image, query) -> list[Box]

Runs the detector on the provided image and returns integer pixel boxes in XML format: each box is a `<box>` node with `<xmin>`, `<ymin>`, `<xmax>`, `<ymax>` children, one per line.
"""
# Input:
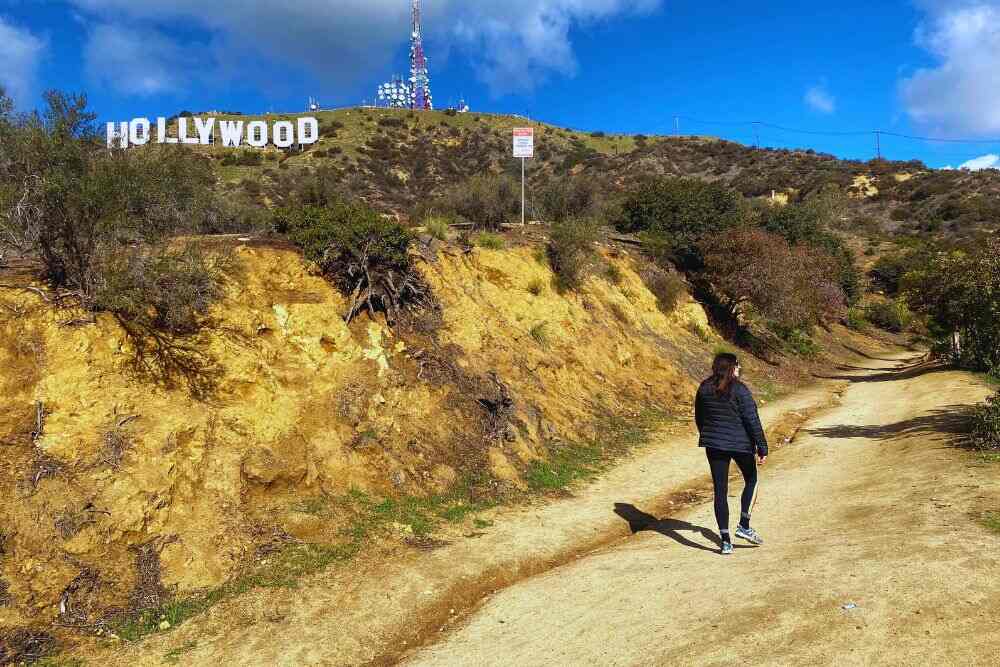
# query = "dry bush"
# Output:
<box><xmin>278</xmin><ymin>202</ymin><xmax>434</xmax><ymax>326</ymax></box>
<box><xmin>547</xmin><ymin>218</ymin><xmax>599</xmax><ymax>291</ymax></box>
<box><xmin>700</xmin><ymin>228</ymin><xmax>845</xmax><ymax>331</ymax></box>
<box><xmin>640</xmin><ymin>266</ymin><xmax>686</xmax><ymax>314</ymax></box>
<box><xmin>439</xmin><ymin>175</ymin><xmax>519</xmax><ymax>231</ymax></box>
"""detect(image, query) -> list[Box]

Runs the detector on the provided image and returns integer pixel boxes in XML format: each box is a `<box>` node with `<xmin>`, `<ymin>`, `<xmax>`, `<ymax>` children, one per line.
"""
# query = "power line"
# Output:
<box><xmin>672</xmin><ymin>114</ymin><xmax>1000</xmax><ymax>144</ymax></box>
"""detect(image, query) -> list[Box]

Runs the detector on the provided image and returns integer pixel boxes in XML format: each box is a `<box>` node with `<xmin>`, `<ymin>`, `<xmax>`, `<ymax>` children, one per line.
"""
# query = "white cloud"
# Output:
<box><xmin>69</xmin><ymin>1</ymin><xmax>661</xmax><ymax>97</ymax></box>
<box><xmin>957</xmin><ymin>153</ymin><xmax>1000</xmax><ymax>170</ymax></box>
<box><xmin>900</xmin><ymin>1</ymin><xmax>1000</xmax><ymax>135</ymax></box>
<box><xmin>84</xmin><ymin>24</ymin><xmax>202</xmax><ymax>95</ymax></box>
<box><xmin>0</xmin><ymin>16</ymin><xmax>46</xmax><ymax>108</ymax></box>
<box><xmin>804</xmin><ymin>83</ymin><xmax>836</xmax><ymax>114</ymax></box>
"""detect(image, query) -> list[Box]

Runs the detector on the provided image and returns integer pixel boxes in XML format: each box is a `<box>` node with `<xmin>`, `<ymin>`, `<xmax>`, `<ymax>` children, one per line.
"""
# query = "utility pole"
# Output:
<box><xmin>674</xmin><ymin>116</ymin><xmax>680</xmax><ymax>137</ymax></box>
<box><xmin>875</xmin><ymin>130</ymin><xmax>881</xmax><ymax>161</ymax></box>
<box><xmin>753</xmin><ymin>121</ymin><xmax>760</xmax><ymax>149</ymax></box>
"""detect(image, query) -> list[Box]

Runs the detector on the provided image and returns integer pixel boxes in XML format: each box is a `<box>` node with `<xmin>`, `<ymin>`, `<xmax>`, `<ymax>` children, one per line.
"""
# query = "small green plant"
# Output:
<box><xmin>982</xmin><ymin>511</ymin><xmax>1000</xmax><ymax>534</ymax></box>
<box><xmin>424</xmin><ymin>216</ymin><xmax>451</xmax><ymax>241</ymax></box>
<box><xmin>845</xmin><ymin>306</ymin><xmax>869</xmax><ymax>331</ymax></box>
<box><xmin>473</xmin><ymin>518</ymin><xmax>494</xmax><ymax>529</ymax></box>
<box><xmin>970</xmin><ymin>392</ymin><xmax>1000</xmax><ymax>451</ymax></box>
<box><xmin>526</xmin><ymin>278</ymin><xmax>545</xmax><ymax>296</ymax></box>
<box><xmin>475</xmin><ymin>232</ymin><xmax>505</xmax><ymax>250</ymax></box>
<box><xmin>781</xmin><ymin>328</ymin><xmax>822</xmax><ymax>358</ymax></box>
<box><xmin>865</xmin><ymin>299</ymin><xmax>914</xmax><ymax>333</ymax></box>
<box><xmin>605</xmin><ymin>263</ymin><xmax>623</xmax><ymax>285</ymax></box>
<box><xmin>687</xmin><ymin>321</ymin><xmax>712</xmax><ymax>341</ymax></box>
<box><xmin>530</xmin><ymin>322</ymin><xmax>550</xmax><ymax>347</ymax></box>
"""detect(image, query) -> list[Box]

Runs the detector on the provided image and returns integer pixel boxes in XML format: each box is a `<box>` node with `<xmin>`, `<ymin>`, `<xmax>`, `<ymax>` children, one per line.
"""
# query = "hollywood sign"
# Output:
<box><xmin>106</xmin><ymin>116</ymin><xmax>320</xmax><ymax>149</ymax></box>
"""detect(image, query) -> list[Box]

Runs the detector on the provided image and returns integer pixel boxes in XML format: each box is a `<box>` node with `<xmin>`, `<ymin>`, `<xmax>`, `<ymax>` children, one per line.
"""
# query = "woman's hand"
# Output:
<box><xmin>757</xmin><ymin>454</ymin><xmax>767</xmax><ymax>465</ymax></box>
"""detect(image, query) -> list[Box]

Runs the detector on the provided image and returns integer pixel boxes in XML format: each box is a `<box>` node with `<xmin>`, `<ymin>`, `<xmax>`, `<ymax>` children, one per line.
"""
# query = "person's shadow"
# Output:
<box><xmin>614</xmin><ymin>503</ymin><xmax>749</xmax><ymax>552</ymax></box>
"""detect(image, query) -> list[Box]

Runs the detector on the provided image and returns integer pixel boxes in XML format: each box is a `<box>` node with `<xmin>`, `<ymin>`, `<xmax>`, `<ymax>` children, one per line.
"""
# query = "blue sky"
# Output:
<box><xmin>3</xmin><ymin>0</ymin><xmax>1000</xmax><ymax>169</ymax></box>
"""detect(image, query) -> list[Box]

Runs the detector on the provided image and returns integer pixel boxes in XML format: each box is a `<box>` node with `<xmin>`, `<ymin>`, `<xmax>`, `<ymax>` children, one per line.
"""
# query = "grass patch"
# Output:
<box><xmin>982</xmin><ymin>512</ymin><xmax>1000</xmax><ymax>534</ymax></box>
<box><xmin>605</xmin><ymin>263</ymin><xmax>623</xmax><ymax>285</ymax></box>
<box><xmin>35</xmin><ymin>659</ymin><xmax>86</xmax><ymax>667</ymax></box>
<box><xmin>526</xmin><ymin>278</ymin><xmax>545</xmax><ymax>296</ymax></box>
<box><xmin>290</xmin><ymin>496</ymin><xmax>331</xmax><ymax>516</ymax></box>
<box><xmin>530</xmin><ymin>322</ymin><xmax>550</xmax><ymax>347</ymax></box>
<box><xmin>473</xmin><ymin>518</ymin><xmax>494</xmax><ymax>529</ymax></box>
<box><xmin>165</xmin><ymin>641</ymin><xmax>198</xmax><ymax>664</ymax></box>
<box><xmin>526</xmin><ymin>405</ymin><xmax>671</xmax><ymax>493</ymax></box>
<box><xmin>687</xmin><ymin>321</ymin><xmax>712</xmax><ymax>342</ymax></box>
<box><xmin>475</xmin><ymin>232</ymin><xmax>505</xmax><ymax>250</ymax></box>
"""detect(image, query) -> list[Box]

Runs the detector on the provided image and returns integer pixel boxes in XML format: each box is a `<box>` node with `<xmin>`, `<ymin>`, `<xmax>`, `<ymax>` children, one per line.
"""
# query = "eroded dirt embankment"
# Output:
<box><xmin>85</xmin><ymin>351</ymin><xmax>855</xmax><ymax>667</ymax></box>
<box><xmin>1</xmin><ymin>240</ymin><xmax>748</xmax><ymax>640</ymax></box>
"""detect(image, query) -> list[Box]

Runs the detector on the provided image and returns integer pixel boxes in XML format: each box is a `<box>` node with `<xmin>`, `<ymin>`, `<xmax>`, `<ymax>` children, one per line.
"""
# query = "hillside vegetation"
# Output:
<box><xmin>1</xmin><ymin>88</ymin><xmax>999</xmax><ymax>663</ymax></box>
<box><xmin>195</xmin><ymin>107</ymin><xmax>1000</xmax><ymax>242</ymax></box>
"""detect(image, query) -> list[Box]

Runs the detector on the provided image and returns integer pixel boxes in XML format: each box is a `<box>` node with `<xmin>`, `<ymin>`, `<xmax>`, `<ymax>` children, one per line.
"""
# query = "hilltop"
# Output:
<box><xmin>189</xmin><ymin>107</ymin><xmax>1000</xmax><ymax>242</ymax></box>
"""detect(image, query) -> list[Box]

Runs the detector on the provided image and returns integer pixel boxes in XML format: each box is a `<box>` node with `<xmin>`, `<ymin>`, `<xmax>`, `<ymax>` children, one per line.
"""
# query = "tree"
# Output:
<box><xmin>700</xmin><ymin>228</ymin><xmax>845</xmax><ymax>331</ymax></box>
<box><xmin>755</xmin><ymin>197</ymin><xmax>862</xmax><ymax>304</ymax></box>
<box><xmin>903</xmin><ymin>237</ymin><xmax>1000</xmax><ymax>373</ymax></box>
<box><xmin>614</xmin><ymin>178</ymin><xmax>743</xmax><ymax>269</ymax></box>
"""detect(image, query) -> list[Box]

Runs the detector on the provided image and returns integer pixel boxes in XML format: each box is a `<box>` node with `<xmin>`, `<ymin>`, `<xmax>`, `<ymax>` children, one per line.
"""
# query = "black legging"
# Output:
<box><xmin>705</xmin><ymin>448</ymin><xmax>758</xmax><ymax>537</ymax></box>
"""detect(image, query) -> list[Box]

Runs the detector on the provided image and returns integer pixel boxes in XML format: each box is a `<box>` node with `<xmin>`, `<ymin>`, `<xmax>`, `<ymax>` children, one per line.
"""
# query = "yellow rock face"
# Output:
<box><xmin>0</xmin><ymin>242</ymin><xmax>710</xmax><ymax>620</ymax></box>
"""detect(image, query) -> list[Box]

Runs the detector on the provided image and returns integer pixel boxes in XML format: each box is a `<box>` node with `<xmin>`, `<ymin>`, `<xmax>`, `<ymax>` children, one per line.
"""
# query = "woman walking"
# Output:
<box><xmin>695</xmin><ymin>353</ymin><xmax>768</xmax><ymax>555</ymax></box>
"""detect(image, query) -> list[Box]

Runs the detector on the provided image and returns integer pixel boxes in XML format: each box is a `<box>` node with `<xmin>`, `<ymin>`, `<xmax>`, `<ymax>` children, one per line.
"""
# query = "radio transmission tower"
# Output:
<box><xmin>409</xmin><ymin>0</ymin><xmax>433</xmax><ymax>110</ymax></box>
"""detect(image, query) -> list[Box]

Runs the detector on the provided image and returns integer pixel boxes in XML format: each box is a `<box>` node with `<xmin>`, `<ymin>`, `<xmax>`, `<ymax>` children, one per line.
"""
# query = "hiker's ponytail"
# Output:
<box><xmin>711</xmin><ymin>353</ymin><xmax>740</xmax><ymax>397</ymax></box>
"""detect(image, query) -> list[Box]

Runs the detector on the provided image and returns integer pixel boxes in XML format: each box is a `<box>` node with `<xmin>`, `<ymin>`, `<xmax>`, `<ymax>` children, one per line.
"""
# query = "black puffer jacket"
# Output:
<box><xmin>695</xmin><ymin>379</ymin><xmax>768</xmax><ymax>456</ymax></box>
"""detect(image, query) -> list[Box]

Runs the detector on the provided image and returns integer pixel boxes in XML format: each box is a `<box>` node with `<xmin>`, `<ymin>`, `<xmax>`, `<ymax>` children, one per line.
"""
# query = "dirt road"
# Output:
<box><xmin>97</xmin><ymin>350</ymin><xmax>998</xmax><ymax>666</ymax></box>
<box><xmin>404</xmin><ymin>355</ymin><xmax>1000</xmax><ymax>666</ymax></box>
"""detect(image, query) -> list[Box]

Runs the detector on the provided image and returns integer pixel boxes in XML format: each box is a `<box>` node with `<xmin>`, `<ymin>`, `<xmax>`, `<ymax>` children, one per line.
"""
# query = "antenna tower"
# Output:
<box><xmin>409</xmin><ymin>0</ymin><xmax>433</xmax><ymax>110</ymax></box>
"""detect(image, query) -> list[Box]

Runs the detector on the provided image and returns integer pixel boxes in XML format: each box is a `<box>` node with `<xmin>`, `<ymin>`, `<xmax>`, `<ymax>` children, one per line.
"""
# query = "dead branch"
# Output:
<box><xmin>30</xmin><ymin>401</ymin><xmax>44</xmax><ymax>443</ymax></box>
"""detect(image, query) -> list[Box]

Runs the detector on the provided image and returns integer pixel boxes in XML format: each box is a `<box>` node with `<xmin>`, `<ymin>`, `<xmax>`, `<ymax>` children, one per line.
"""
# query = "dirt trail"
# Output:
<box><xmin>95</xmin><ymin>349</ymin><xmax>998</xmax><ymax>666</ymax></box>
<box><xmin>404</xmin><ymin>354</ymin><xmax>1000</xmax><ymax>666</ymax></box>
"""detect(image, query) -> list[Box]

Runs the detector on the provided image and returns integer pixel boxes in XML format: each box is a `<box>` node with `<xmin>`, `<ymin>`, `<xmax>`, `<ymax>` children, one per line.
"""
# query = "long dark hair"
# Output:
<box><xmin>711</xmin><ymin>353</ymin><xmax>740</xmax><ymax>397</ymax></box>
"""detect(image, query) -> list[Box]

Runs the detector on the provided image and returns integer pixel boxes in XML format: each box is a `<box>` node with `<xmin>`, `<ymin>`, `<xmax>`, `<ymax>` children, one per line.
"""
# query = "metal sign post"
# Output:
<box><xmin>513</xmin><ymin>127</ymin><xmax>534</xmax><ymax>226</ymax></box>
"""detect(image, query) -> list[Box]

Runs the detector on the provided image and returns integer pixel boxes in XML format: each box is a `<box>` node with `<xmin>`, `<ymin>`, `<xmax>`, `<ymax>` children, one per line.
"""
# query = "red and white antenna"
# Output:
<box><xmin>409</xmin><ymin>0</ymin><xmax>433</xmax><ymax>110</ymax></box>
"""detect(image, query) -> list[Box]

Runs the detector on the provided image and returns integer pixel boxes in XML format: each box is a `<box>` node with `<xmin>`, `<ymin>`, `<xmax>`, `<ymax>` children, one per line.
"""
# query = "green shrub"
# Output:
<box><xmin>865</xmin><ymin>299</ymin><xmax>914</xmax><ymax>333</ymax></box>
<box><xmin>547</xmin><ymin>218</ymin><xmax>599</xmax><ymax>291</ymax></box>
<box><xmin>780</xmin><ymin>328</ymin><xmax>822</xmax><ymax>358</ymax></box>
<box><xmin>971</xmin><ymin>392</ymin><xmax>1000</xmax><ymax>451</ymax></box>
<box><xmin>424</xmin><ymin>216</ymin><xmax>451</xmax><ymax>241</ymax></box>
<box><xmin>903</xmin><ymin>238</ymin><xmax>1000</xmax><ymax>373</ymax></box>
<box><xmin>220</xmin><ymin>150</ymin><xmax>263</xmax><ymax>166</ymax></box>
<box><xmin>605</xmin><ymin>263</ymin><xmax>623</xmax><ymax>285</ymax></box>
<box><xmin>0</xmin><ymin>90</ymin><xmax>225</xmax><ymax>312</ymax></box>
<box><xmin>614</xmin><ymin>178</ymin><xmax>743</xmax><ymax>269</ymax></box>
<box><xmin>475</xmin><ymin>232</ymin><xmax>505</xmax><ymax>250</ymax></box>
<box><xmin>526</xmin><ymin>278</ymin><xmax>545</xmax><ymax>296</ymax></box>
<box><xmin>377</xmin><ymin>117</ymin><xmax>405</xmax><ymax>128</ymax></box>
<box><xmin>844</xmin><ymin>307</ymin><xmax>869</xmax><ymax>331</ymax></box>
<box><xmin>277</xmin><ymin>203</ymin><xmax>429</xmax><ymax>324</ymax></box>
